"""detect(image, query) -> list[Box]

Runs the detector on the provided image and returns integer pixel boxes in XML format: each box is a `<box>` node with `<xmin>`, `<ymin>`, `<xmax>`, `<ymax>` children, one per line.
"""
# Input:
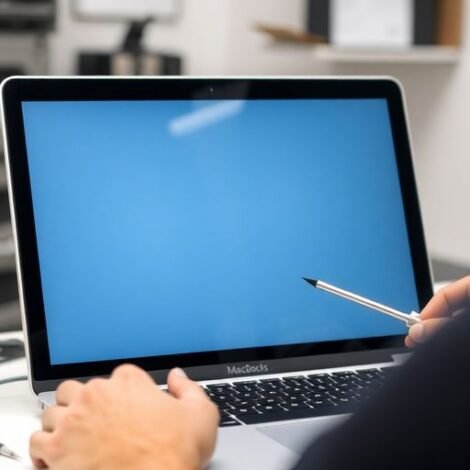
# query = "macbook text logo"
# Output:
<box><xmin>227</xmin><ymin>363</ymin><xmax>269</xmax><ymax>376</ymax></box>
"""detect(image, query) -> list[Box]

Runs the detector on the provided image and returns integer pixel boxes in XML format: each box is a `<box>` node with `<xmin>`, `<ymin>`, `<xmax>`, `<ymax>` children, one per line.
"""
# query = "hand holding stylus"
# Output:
<box><xmin>405</xmin><ymin>276</ymin><xmax>470</xmax><ymax>348</ymax></box>
<box><xmin>302</xmin><ymin>276</ymin><xmax>470</xmax><ymax>349</ymax></box>
<box><xmin>303</xmin><ymin>278</ymin><xmax>421</xmax><ymax>328</ymax></box>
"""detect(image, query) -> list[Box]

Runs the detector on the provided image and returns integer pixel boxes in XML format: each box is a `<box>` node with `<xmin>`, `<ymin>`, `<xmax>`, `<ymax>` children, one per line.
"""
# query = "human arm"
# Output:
<box><xmin>294</xmin><ymin>300</ymin><xmax>470</xmax><ymax>469</ymax></box>
<box><xmin>30</xmin><ymin>365</ymin><xmax>219</xmax><ymax>470</ymax></box>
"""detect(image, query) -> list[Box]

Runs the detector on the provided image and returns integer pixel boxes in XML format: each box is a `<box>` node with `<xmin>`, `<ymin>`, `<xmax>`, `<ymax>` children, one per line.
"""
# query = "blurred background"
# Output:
<box><xmin>0</xmin><ymin>0</ymin><xmax>468</xmax><ymax>331</ymax></box>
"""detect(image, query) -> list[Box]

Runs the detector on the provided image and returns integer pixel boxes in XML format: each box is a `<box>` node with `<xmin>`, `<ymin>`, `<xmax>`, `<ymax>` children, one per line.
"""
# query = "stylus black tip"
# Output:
<box><xmin>303</xmin><ymin>277</ymin><xmax>318</xmax><ymax>288</ymax></box>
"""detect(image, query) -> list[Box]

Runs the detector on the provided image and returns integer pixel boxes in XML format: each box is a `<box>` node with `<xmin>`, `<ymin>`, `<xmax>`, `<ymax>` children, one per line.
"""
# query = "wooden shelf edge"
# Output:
<box><xmin>312</xmin><ymin>46</ymin><xmax>460</xmax><ymax>64</ymax></box>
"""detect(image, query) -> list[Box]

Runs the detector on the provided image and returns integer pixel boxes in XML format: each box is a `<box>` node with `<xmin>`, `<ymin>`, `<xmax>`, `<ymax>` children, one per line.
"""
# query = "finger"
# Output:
<box><xmin>30</xmin><ymin>431</ymin><xmax>52</xmax><ymax>468</ymax></box>
<box><xmin>168</xmin><ymin>369</ymin><xmax>220</xmax><ymax>464</ymax></box>
<box><xmin>421</xmin><ymin>276</ymin><xmax>470</xmax><ymax>320</ymax></box>
<box><xmin>111</xmin><ymin>363</ymin><xmax>157</xmax><ymax>386</ymax></box>
<box><xmin>404</xmin><ymin>335</ymin><xmax>416</xmax><ymax>349</ymax></box>
<box><xmin>41</xmin><ymin>406</ymin><xmax>68</xmax><ymax>432</ymax></box>
<box><xmin>56</xmin><ymin>380</ymin><xmax>84</xmax><ymax>406</ymax></box>
<box><xmin>406</xmin><ymin>318</ymin><xmax>451</xmax><ymax>345</ymax></box>
<box><xmin>31</xmin><ymin>456</ymin><xmax>47</xmax><ymax>469</ymax></box>
<box><xmin>167</xmin><ymin>368</ymin><xmax>208</xmax><ymax>401</ymax></box>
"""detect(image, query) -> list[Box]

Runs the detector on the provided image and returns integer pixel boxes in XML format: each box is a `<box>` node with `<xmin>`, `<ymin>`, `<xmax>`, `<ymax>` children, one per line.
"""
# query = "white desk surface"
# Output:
<box><xmin>0</xmin><ymin>281</ymin><xmax>452</xmax><ymax>468</ymax></box>
<box><xmin>0</xmin><ymin>331</ymin><xmax>37</xmax><ymax>469</ymax></box>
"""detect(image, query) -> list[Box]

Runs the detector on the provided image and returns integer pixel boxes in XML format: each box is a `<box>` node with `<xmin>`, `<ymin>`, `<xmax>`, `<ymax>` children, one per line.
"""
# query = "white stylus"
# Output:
<box><xmin>303</xmin><ymin>278</ymin><xmax>421</xmax><ymax>328</ymax></box>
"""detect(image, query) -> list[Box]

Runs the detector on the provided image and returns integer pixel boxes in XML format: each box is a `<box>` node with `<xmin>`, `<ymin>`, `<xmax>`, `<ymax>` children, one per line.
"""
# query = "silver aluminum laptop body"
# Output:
<box><xmin>1</xmin><ymin>77</ymin><xmax>433</xmax><ymax>470</ymax></box>
<box><xmin>38</xmin><ymin>359</ymin><xmax>406</xmax><ymax>470</ymax></box>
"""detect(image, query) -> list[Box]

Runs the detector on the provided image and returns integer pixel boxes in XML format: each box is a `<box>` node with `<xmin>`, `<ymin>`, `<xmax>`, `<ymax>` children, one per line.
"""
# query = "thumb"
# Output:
<box><xmin>167</xmin><ymin>368</ymin><xmax>208</xmax><ymax>401</ymax></box>
<box><xmin>407</xmin><ymin>318</ymin><xmax>451</xmax><ymax>345</ymax></box>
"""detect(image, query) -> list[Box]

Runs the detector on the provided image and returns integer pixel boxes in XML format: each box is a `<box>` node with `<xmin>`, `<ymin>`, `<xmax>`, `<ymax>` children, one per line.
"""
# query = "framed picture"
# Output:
<box><xmin>306</xmin><ymin>0</ymin><xmax>437</xmax><ymax>46</ymax></box>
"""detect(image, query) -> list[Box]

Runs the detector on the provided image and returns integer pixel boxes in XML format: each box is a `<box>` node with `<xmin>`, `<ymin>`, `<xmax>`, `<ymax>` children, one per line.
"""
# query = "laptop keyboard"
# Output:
<box><xmin>204</xmin><ymin>366</ymin><xmax>398</xmax><ymax>427</ymax></box>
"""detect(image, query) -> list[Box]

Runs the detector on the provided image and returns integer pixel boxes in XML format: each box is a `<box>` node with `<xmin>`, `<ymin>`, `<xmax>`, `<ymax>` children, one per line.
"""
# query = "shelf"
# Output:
<box><xmin>311</xmin><ymin>46</ymin><xmax>460</xmax><ymax>64</ymax></box>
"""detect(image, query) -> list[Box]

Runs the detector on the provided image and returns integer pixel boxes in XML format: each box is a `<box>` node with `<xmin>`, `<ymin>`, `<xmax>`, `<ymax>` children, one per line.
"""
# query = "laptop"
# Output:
<box><xmin>1</xmin><ymin>77</ymin><xmax>433</xmax><ymax>469</ymax></box>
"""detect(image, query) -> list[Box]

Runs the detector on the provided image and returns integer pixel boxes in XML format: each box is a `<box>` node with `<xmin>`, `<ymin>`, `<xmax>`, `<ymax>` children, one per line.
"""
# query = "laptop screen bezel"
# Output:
<box><xmin>1</xmin><ymin>77</ymin><xmax>434</xmax><ymax>387</ymax></box>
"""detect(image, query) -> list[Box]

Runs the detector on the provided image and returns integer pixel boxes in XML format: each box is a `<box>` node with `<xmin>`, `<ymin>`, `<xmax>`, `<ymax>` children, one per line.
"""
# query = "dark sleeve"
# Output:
<box><xmin>293</xmin><ymin>308</ymin><xmax>470</xmax><ymax>470</ymax></box>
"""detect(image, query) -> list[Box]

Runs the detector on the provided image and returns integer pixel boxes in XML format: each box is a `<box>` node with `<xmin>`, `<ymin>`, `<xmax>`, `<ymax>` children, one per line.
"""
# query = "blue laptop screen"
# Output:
<box><xmin>21</xmin><ymin>98</ymin><xmax>418</xmax><ymax>365</ymax></box>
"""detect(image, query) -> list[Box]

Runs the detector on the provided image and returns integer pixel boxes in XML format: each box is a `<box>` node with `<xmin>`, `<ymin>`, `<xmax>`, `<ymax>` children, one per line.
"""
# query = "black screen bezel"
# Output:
<box><xmin>2</xmin><ymin>77</ymin><xmax>434</xmax><ymax>384</ymax></box>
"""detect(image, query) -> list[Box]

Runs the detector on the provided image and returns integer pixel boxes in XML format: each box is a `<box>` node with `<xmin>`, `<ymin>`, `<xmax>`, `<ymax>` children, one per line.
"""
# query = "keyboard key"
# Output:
<box><xmin>334</xmin><ymin>382</ymin><xmax>358</xmax><ymax>390</ymax></box>
<box><xmin>353</xmin><ymin>379</ymin><xmax>378</xmax><ymax>388</ymax></box>
<box><xmin>330</xmin><ymin>396</ymin><xmax>358</xmax><ymax>406</ymax></box>
<box><xmin>308</xmin><ymin>384</ymin><xmax>329</xmax><ymax>392</ymax></box>
<box><xmin>281</xmin><ymin>376</ymin><xmax>307</xmax><ymax>386</ymax></box>
<box><xmin>256</xmin><ymin>397</ymin><xmax>283</xmax><ymax>406</ymax></box>
<box><xmin>308</xmin><ymin>373</ymin><xmax>331</xmax><ymax>379</ymax></box>
<box><xmin>257</xmin><ymin>382</ymin><xmax>284</xmax><ymax>392</ymax></box>
<box><xmin>309</xmin><ymin>399</ymin><xmax>335</xmax><ymax>408</ymax></box>
<box><xmin>281</xmin><ymin>386</ymin><xmax>306</xmax><ymax>395</ymax></box>
<box><xmin>304</xmin><ymin>391</ymin><xmax>331</xmax><ymax>401</ymax></box>
<box><xmin>306</xmin><ymin>379</ymin><xmax>332</xmax><ymax>389</ymax></box>
<box><xmin>228</xmin><ymin>400</ymin><xmax>254</xmax><ymax>409</ymax></box>
<box><xmin>331</xmin><ymin>371</ymin><xmax>357</xmax><ymax>377</ymax></box>
<box><xmin>281</xmin><ymin>402</ymin><xmax>312</xmax><ymax>411</ymax></box>
<box><xmin>220</xmin><ymin>417</ymin><xmax>242</xmax><ymax>427</ymax></box>
<box><xmin>209</xmin><ymin>394</ymin><xmax>232</xmax><ymax>403</ymax></box>
<box><xmin>236</xmin><ymin>391</ymin><xmax>263</xmax><ymax>400</ymax></box>
<box><xmin>255</xmin><ymin>404</ymin><xmax>284</xmax><ymax>414</ymax></box>
<box><xmin>231</xmin><ymin>381</ymin><xmax>261</xmax><ymax>392</ymax></box>
<box><xmin>355</xmin><ymin>369</ymin><xmax>382</xmax><ymax>380</ymax></box>
<box><xmin>238</xmin><ymin>404</ymin><xmax>352</xmax><ymax>425</ymax></box>
<box><xmin>234</xmin><ymin>407</ymin><xmax>259</xmax><ymax>416</ymax></box>
<box><xmin>330</xmin><ymin>374</ymin><xmax>357</xmax><ymax>384</ymax></box>
<box><xmin>219</xmin><ymin>411</ymin><xmax>242</xmax><ymax>427</ymax></box>
<box><xmin>219</xmin><ymin>401</ymin><xmax>235</xmax><ymax>410</ymax></box>
<box><xmin>283</xmin><ymin>396</ymin><xmax>304</xmax><ymax>404</ymax></box>
<box><xmin>328</xmin><ymin>389</ymin><xmax>353</xmax><ymax>399</ymax></box>
<box><xmin>206</xmin><ymin>383</ymin><xmax>231</xmax><ymax>391</ymax></box>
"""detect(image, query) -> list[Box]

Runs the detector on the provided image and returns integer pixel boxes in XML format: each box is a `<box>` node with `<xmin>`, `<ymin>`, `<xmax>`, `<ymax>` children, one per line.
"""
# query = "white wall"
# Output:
<box><xmin>48</xmin><ymin>0</ymin><xmax>232</xmax><ymax>75</ymax></box>
<box><xmin>219</xmin><ymin>0</ymin><xmax>470</xmax><ymax>265</ymax></box>
<box><xmin>48</xmin><ymin>0</ymin><xmax>470</xmax><ymax>264</ymax></box>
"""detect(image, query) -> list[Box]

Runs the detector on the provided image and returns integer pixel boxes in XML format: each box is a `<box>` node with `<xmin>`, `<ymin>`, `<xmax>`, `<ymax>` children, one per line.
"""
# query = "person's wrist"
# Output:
<box><xmin>95</xmin><ymin>439</ymin><xmax>199</xmax><ymax>470</ymax></box>
<box><xmin>162</xmin><ymin>441</ymin><xmax>203</xmax><ymax>470</ymax></box>
<box><xmin>100</xmin><ymin>451</ymin><xmax>198</xmax><ymax>470</ymax></box>
<box><xmin>129</xmin><ymin>439</ymin><xmax>201</xmax><ymax>470</ymax></box>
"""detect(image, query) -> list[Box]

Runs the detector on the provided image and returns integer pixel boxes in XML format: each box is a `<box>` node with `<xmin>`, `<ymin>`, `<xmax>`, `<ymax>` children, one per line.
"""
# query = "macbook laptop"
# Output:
<box><xmin>1</xmin><ymin>77</ymin><xmax>433</xmax><ymax>469</ymax></box>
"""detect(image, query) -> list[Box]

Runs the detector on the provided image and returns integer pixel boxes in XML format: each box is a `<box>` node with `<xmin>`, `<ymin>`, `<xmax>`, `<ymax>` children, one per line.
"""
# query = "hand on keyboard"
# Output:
<box><xmin>30</xmin><ymin>365</ymin><xmax>219</xmax><ymax>470</ymax></box>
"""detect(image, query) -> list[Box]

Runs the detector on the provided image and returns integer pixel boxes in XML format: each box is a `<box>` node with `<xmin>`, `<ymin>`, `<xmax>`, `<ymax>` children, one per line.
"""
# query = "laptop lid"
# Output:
<box><xmin>1</xmin><ymin>77</ymin><xmax>433</xmax><ymax>394</ymax></box>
